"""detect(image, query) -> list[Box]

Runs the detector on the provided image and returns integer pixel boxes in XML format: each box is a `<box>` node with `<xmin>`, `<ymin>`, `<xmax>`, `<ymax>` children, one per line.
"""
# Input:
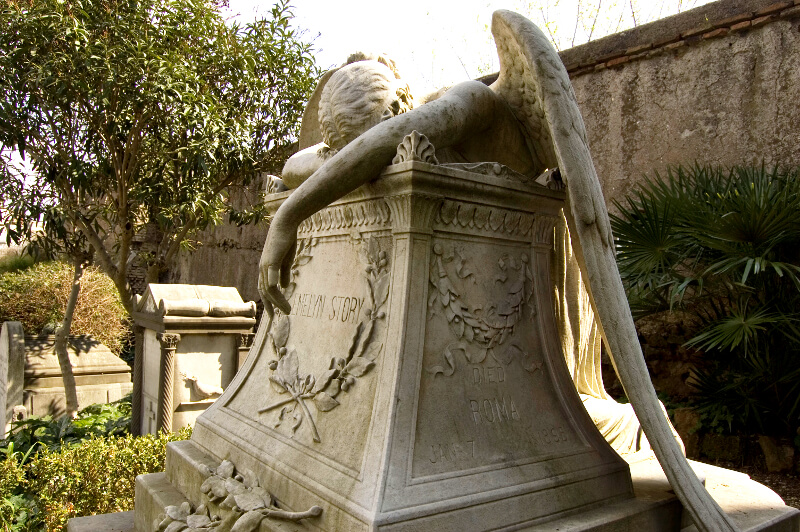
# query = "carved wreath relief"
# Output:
<box><xmin>259</xmin><ymin>233</ymin><xmax>390</xmax><ymax>443</ymax></box>
<box><xmin>426</xmin><ymin>242</ymin><xmax>544</xmax><ymax>377</ymax></box>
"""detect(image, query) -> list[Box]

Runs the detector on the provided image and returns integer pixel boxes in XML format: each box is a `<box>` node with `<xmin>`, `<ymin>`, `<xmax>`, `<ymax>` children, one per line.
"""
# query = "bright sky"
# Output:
<box><xmin>225</xmin><ymin>0</ymin><xmax>715</xmax><ymax>94</ymax></box>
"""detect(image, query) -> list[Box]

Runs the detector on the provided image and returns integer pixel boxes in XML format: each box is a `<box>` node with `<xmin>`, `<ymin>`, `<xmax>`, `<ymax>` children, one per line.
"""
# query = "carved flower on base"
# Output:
<box><xmin>157</xmin><ymin>459</ymin><xmax>322</xmax><ymax>532</ymax></box>
<box><xmin>392</xmin><ymin>130</ymin><xmax>439</xmax><ymax>165</ymax></box>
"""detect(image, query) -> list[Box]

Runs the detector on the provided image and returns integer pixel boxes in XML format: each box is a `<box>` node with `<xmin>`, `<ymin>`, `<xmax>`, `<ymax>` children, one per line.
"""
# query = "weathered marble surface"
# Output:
<box><xmin>256</xmin><ymin>10</ymin><xmax>735</xmax><ymax>531</ymax></box>
<box><xmin>0</xmin><ymin>321</ymin><xmax>23</xmax><ymax>438</ymax></box>
<box><xmin>23</xmin><ymin>335</ymin><xmax>132</xmax><ymax>418</ymax></box>
<box><xmin>0</xmin><ymin>323</ymin><xmax>132</xmax><ymax>427</ymax></box>
<box><xmin>137</xmin><ymin>161</ymin><xmax>633</xmax><ymax>531</ymax></box>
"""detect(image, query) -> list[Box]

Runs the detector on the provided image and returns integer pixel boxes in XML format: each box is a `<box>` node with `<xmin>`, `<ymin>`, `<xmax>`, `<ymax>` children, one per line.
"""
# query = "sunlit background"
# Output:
<box><xmin>225</xmin><ymin>0</ymin><xmax>715</xmax><ymax>94</ymax></box>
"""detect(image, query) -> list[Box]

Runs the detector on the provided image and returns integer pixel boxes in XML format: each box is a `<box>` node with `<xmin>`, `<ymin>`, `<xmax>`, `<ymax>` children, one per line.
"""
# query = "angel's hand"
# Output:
<box><xmin>258</xmin><ymin>222</ymin><xmax>297</xmax><ymax>318</ymax></box>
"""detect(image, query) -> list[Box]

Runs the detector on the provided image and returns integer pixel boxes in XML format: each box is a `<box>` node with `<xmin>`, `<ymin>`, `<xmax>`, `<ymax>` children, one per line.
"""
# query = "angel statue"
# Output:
<box><xmin>259</xmin><ymin>11</ymin><xmax>738</xmax><ymax>532</ymax></box>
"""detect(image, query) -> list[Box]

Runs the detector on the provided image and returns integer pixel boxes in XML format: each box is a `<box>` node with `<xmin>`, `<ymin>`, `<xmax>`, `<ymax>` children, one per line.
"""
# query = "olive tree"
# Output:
<box><xmin>0</xmin><ymin>0</ymin><xmax>318</xmax><ymax>316</ymax></box>
<box><xmin>0</xmin><ymin>0</ymin><xmax>317</xmax><ymax>416</ymax></box>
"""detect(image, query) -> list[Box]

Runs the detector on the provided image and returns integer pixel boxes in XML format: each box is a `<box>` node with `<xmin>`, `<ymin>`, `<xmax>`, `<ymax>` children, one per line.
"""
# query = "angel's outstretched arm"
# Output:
<box><xmin>259</xmin><ymin>80</ymin><xmax>501</xmax><ymax>315</ymax></box>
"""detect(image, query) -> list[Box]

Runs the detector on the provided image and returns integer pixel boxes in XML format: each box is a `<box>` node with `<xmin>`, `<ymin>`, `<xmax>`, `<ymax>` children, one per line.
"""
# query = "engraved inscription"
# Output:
<box><xmin>289</xmin><ymin>293</ymin><xmax>365</xmax><ymax>323</ymax></box>
<box><xmin>521</xmin><ymin>426</ymin><xmax>570</xmax><ymax>447</ymax></box>
<box><xmin>469</xmin><ymin>396</ymin><xmax>521</xmax><ymax>424</ymax></box>
<box><xmin>429</xmin><ymin>440</ymin><xmax>475</xmax><ymax>464</ymax></box>
<box><xmin>538</xmin><ymin>426</ymin><xmax>569</xmax><ymax>444</ymax></box>
<box><xmin>291</xmin><ymin>293</ymin><xmax>326</xmax><ymax>319</ymax></box>
<box><xmin>328</xmin><ymin>296</ymin><xmax>365</xmax><ymax>323</ymax></box>
<box><xmin>260</xmin><ymin>234</ymin><xmax>390</xmax><ymax>444</ymax></box>
<box><xmin>472</xmin><ymin>365</ymin><xmax>505</xmax><ymax>385</ymax></box>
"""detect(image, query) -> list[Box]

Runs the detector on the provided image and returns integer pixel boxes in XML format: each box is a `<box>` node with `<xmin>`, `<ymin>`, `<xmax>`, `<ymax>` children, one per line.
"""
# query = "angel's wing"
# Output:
<box><xmin>489</xmin><ymin>10</ymin><xmax>738</xmax><ymax>532</ymax></box>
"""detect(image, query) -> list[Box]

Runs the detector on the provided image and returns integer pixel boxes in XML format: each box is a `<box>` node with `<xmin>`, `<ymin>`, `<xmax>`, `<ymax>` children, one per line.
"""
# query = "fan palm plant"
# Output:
<box><xmin>611</xmin><ymin>165</ymin><xmax>800</xmax><ymax>436</ymax></box>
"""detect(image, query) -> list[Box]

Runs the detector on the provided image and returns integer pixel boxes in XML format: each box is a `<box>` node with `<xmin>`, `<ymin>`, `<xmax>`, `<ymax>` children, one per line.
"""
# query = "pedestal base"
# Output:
<box><xmin>74</xmin><ymin>452</ymin><xmax>798</xmax><ymax>531</ymax></box>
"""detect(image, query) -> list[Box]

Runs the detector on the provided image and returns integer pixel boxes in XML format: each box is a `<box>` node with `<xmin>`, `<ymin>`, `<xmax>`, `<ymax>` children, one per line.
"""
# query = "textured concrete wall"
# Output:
<box><xmin>563</xmin><ymin>0</ymin><xmax>800</xmax><ymax>207</ymax></box>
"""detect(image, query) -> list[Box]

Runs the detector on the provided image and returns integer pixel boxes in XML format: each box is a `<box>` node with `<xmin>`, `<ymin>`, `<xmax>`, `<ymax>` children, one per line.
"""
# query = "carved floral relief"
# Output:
<box><xmin>426</xmin><ymin>242</ymin><xmax>544</xmax><ymax>377</ymax></box>
<box><xmin>259</xmin><ymin>233</ymin><xmax>390</xmax><ymax>443</ymax></box>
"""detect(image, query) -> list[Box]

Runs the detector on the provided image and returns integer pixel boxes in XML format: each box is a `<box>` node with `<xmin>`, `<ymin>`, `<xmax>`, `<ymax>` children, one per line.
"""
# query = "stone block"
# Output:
<box><xmin>135</xmin><ymin>163</ymin><xmax>635</xmax><ymax>531</ymax></box>
<box><xmin>752</xmin><ymin>14</ymin><xmax>778</xmax><ymax>25</ymax></box>
<box><xmin>22</xmin><ymin>335</ymin><xmax>133</xmax><ymax>419</ymax></box>
<box><xmin>701</xmin><ymin>433</ymin><xmax>744</xmax><ymax>462</ymax></box>
<box><xmin>0</xmin><ymin>322</ymin><xmax>24</xmax><ymax>437</ymax></box>
<box><xmin>132</xmin><ymin>284</ymin><xmax>256</xmax><ymax>435</ymax></box>
<box><xmin>67</xmin><ymin>511</ymin><xmax>133</xmax><ymax>532</ymax></box>
<box><xmin>607</xmin><ymin>55</ymin><xmax>631</xmax><ymax>67</ymax></box>
<box><xmin>758</xmin><ymin>435</ymin><xmax>795</xmax><ymax>472</ymax></box>
<box><xmin>703</xmin><ymin>28</ymin><xmax>731</xmax><ymax>39</ymax></box>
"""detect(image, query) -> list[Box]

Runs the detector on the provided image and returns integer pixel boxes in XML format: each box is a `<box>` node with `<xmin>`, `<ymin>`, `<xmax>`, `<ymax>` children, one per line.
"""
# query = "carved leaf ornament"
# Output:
<box><xmin>260</xmin><ymin>235</ymin><xmax>390</xmax><ymax>443</ymax></box>
<box><xmin>156</xmin><ymin>460</ymin><xmax>322</xmax><ymax>532</ymax></box>
<box><xmin>427</xmin><ymin>243</ymin><xmax>542</xmax><ymax>377</ymax></box>
<box><xmin>392</xmin><ymin>130</ymin><xmax>439</xmax><ymax>164</ymax></box>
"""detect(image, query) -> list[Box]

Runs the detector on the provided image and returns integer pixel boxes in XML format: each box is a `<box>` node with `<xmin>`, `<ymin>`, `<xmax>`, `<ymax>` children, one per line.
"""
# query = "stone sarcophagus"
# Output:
<box><xmin>131</xmin><ymin>285</ymin><xmax>257</xmax><ymax>435</ymax></box>
<box><xmin>22</xmin><ymin>335</ymin><xmax>133</xmax><ymax>419</ymax></box>
<box><xmin>1</xmin><ymin>322</ymin><xmax>132</xmax><ymax>435</ymax></box>
<box><xmin>135</xmin><ymin>161</ymin><xmax>633</xmax><ymax>531</ymax></box>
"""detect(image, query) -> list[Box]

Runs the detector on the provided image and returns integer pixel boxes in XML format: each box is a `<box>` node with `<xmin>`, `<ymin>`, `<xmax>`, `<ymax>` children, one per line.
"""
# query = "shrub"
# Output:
<box><xmin>0</xmin><ymin>261</ymin><xmax>130</xmax><ymax>355</ymax></box>
<box><xmin>0</xmin><ymin>253</ymin><xmax>35</xmax><ymax>275</ymax></box>
<box><xmin>28</xmin><ymin>428</ymin><xmax>191</xmax><ymax>532</ymax></box>
<box><xmin>0</xmin><ymin>394</ymin><xmax>192</xmax><ymax>531</ymax></box>
<box><xmin>7</xmin><ymin>395</ymin><xmax>132</xmax><ymax>457</ymax></box>
<box><xmin>611</xmin><ymin>165</ymin><xmax>800</xmax><ymax>437</ymax></box>
<box><xmin>0</xmin><ymin>448</ymin><xmax>35</xmax><ymax>531</ymax></box>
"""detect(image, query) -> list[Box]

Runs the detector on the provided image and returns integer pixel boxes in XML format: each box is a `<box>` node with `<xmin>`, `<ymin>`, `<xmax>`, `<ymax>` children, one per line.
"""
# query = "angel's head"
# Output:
<box><xmin>318</xmin><ymin>60</ymin><xmax>413</xmax><ymax>151</ymax></box>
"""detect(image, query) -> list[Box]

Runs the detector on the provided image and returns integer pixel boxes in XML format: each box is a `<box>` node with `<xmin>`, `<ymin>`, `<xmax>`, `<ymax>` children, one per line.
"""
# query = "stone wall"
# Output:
<box><xmin>561</xmin><ymin>0</ymin><xmax>800</xmax><ymax>207</ymax></box>
<box><xmin>165</xmin><ymin>179</ymin><xmax>267</xmax><ymax>303</ymax></box>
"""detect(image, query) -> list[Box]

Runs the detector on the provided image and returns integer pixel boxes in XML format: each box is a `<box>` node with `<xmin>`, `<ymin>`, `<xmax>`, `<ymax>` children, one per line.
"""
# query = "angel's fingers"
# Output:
<box><xmin>267</xmin><ymin>285</ymin><xmax>291</xmax><ymax>315</ymax></box>
<box><xmin>280</xmin><ymin>241</ymin><xmax>297</xmax><ymax>288</ymax></box>
<box><xmin>267</xmin><ymin>265</ymin><xmax>292</xmax><ymax>315</ymax></box>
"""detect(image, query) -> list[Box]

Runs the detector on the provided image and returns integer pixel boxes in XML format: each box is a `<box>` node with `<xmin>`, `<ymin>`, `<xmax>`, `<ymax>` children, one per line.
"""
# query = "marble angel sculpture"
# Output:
<box><xmin>258</xmin><ymin>11</ymin><xmax>738</xmax><ymax>532</ymax></box>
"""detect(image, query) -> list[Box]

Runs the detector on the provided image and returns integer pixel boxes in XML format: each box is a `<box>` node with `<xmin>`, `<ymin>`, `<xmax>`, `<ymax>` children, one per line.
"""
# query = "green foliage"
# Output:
<box><xmin>0</xmin><ymin>395</ymin><xmax>190</xmax><ymax>531</ymax></box>
<box><xmin>29</xmin><ymin>428</ymin><xmax>191</xmax><ymax>531</ymax></box>
<box><xmin>0</xmin><ymin>0</ymin><xmax>318</xmax><ymax>312</ymax></box>
<box><xmin>611</xmin><ymin>165</ymin><xmax>800</xmax><ymax>436</ymax></box>
<box><xmin>0</xmin><ymin>446</ymin><xmax>38</xmax><ymax>531</ymax></box>
<box><xmin>0</xmin><ymin>261</ymin><xmax>129</xmax><ymax>354</ymax></box>
<box><xmin>7</xmin><ymin>395</ymin><xmax>132</xmax><ymax>457</ymax></box>
<box><xmin>0</xmin><ymin>254</ymin><xmax>35</xmax><ymax>276</ymax></box>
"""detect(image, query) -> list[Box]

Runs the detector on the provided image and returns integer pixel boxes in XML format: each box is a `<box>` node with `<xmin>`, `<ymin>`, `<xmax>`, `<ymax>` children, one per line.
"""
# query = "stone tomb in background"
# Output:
<box><xmin>23</xmin><ymin>334</ymin><xmax>132</xmax><ymax>417</ymax></box>
<box><xmin>134</xmin><ymin>161</ymin><xmax>635</xmax><ymax>531</ymax></box>
<box><xmin>0</xmin><ymin>321</ymin><xmax>132</xmax><ymax>436</ymax></box>
<box><xmin>131</xmin><ymin>284</ymin><xmax>257</xmax><ymax>435</ymax></box>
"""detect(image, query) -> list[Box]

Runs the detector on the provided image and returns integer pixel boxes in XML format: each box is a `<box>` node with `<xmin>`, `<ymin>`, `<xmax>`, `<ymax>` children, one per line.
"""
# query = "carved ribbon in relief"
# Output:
<box><xmin>426</xmin><ymin>243</ymin><xmax>544</xmax><ymax>377</ymax></box>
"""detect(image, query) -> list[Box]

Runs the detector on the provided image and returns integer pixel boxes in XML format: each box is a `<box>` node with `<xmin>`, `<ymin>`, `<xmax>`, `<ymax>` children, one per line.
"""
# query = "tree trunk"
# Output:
<box><xmin>145</xmin><ymin>261</ymin><xmax>162</xmax><ymax>285</ymax></box>
<box><xmin>54</xmin><ymin>257</ymin><xmax>84</xmax><ymax>418</ymax></box>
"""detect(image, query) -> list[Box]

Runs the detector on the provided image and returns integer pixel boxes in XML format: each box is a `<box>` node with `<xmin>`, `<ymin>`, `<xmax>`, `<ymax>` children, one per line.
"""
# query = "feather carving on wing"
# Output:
<box><xmin>487</xmin><ymin>10</ymin><xmax>740</xmax><ymax>532</ymax></box>
<box><xmin>490</xmin><ymin>10</ymin><xmax>612</xmax><ymax>250</ymax></box>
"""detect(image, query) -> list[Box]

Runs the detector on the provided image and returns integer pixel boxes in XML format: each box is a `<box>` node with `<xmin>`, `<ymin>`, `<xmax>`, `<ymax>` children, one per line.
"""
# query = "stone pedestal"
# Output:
<box><xmin>131</xmin><ymin>285</ymin><xmax>256</xmax><ymax>435</ymax></box>
<box><xmin>134</xmin><ymin>162</ymin><xmax>635</xmax><ymax>531</ymax></box>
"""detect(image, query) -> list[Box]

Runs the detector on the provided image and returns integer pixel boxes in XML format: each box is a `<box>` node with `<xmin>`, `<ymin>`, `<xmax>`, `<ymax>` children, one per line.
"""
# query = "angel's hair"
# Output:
<box><xmin>318</xmin><ymin>60</ymin><xmax>413</xmax><ymax>150</ymax></box>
